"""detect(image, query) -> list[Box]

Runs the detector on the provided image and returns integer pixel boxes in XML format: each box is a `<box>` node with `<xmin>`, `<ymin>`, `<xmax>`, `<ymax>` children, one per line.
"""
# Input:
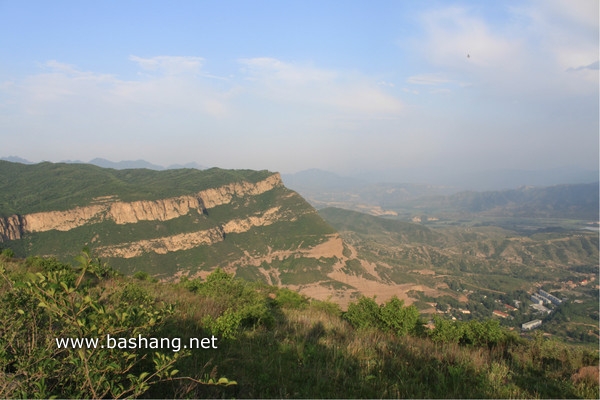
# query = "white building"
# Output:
<box><xmin>522</xmin><ymin>319</ymin><xmax>542</xmax><ymax>331</ymax></box>
<box><xmin>530</xmin><ymin>303</ymin><xmax>551</xmax><ymax>314</ymax></box>
<box><xmin>530</xmin><ymin>294</ymin><xmax>546</xmax><ymax>305</ymax></box>
<box><xmin>538</xmin><ymin>289</ymin><xmax>563</xmax><ymax>305</ymax></box>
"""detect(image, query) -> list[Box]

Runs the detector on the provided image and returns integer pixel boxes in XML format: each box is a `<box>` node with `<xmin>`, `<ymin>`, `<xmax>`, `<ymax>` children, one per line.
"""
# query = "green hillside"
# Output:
<box><xmin>1</xmin><ymin>253</ymin><xmax>598</xmax><ymax>398</ymax></box>
<box><xmin>319</xmin><ymin>207</ymin><xmax>443</xmax><ymax>244</ymax></box>
<box><xmin>0</xmin><ymin>160</ymin><xmax>272</xmax><ymax>215</ymax></box>
<box><xmin>0</xmin><ymin>161</ymin><xmax>341</xmax><ymax>284</ymax></box>
<box><xmin>320</xmin><ymin>207</ymin><xmax>600</xmax><ymax>346</ymax></box>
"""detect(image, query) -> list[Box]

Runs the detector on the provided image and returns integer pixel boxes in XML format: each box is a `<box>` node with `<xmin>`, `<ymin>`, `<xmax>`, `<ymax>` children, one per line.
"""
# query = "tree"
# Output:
<box><xmin>380</xmin><ymin>296</ymin><xmax>420</xmax><ymax>336</ymax></box>
<box><xmin>344</xmin><ymin>296</ymin><xmax>422</xmax><ymax>337</ymax></box>
<box><xmin>344</xmin><ymin>296</ymin><xmax>381</xmax><ymax>330</ymax></box>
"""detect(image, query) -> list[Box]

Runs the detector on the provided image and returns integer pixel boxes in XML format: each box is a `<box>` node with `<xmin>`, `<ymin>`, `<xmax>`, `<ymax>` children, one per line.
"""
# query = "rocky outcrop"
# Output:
<box><xmin>0</xmin><ymin>173</ymin><xmax>283</xmax><ymax>241</ymax></box>
<box><xmin>222</xmin><ymin>207</ymin><xmax>282</xmax><ymax>234</ymax></box>
<box><xmin>108</xmin><ymin>196</ymin><xmax>204</xmax><ymax>224</ymax></box>
<box><xmin>197</xmin><ymin>173</ymin><xmax>282</xmax><ymax>208</ymax></box>
<box><xmin>98</xmin><ymin>226</ymin><xmax>227</xmax><ymax>258</ymax></box>
<box><xmin>0</xmin><ymin>215</ymin><xmax>25</xmax><ymax>241</ymax></box>
<box><xmin>96</xmin><ymin>206</ymin><xmax>290</xmax><ymax>258</ymax></box>
<box><xmin>23</xmin><ymin>205</ymin><xmax>106</xmax><ymax>232</ymax></box>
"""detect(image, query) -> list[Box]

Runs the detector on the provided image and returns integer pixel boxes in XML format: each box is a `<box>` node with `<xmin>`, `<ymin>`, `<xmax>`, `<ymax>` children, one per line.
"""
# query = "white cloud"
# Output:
<box><xmin>418</xmin><ymin>7</ymin><xmax>521</xmax><ymax>70</ymax></box>
<box><xmin>21</xmin><ymin>57</ymin><xmax>230</xmax><ymax>118</ymax></box>
<box><xmin>515</xmin><ymin>0</ymin><xmax>598</xmax><ymax>78</ymax></box>
<box><xmin>406</xmin><ymin>73</ymin><xmax>452</xmax><ymax>85</ymax></box>
<box><xmin>129</xmin><ymin>55</ymin><xmax>205</xmax><ymax>76</ymax></box>
<box><xmin>377</xmin><ymin>81</ymin><xmax>395</xmax><ymax>88</ymax></box>
<box><xmin>238</xmin><ymin>57</ymin><xmax>403</xmax><ymax>115</ymax></box>
<box><xmin>533</xmin><ymin>0</ymin><xmax>598</xmax><ymax>31</ymax></box>
<box><xmin>1</xmin><ymin>56</ymin><xmax>408</xmax><ymax>167</ymax></box>
<box><xmin>402</xmin><ymin>88</ymin><xmax>419</xmax><ymax>95</ymax></box>
<box><xmin>239</xmin><ymin>57</ymin><xmax>337</xmax><ymax>84</ymax></box>
<box><xmin>413</xmin><ymin>2</ymin><xmax>598</xmax><ymax>100</ymax></box>
<box><xmin>0</xmin><ymin>55</ymin><xmax>241</xmax><ymax>165</ymax></box>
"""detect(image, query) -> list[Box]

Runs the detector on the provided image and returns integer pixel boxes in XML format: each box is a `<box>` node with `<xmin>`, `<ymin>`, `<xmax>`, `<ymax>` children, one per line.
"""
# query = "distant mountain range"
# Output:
<box><xmin>283</xmin><ymin>169</ymin><xmax>599</xmax><ymax>222</ymax></box>
<box><xmin>4</xmin><ymin>157</ymin><xmax>597</xmax><ymax>221</ymax></box>
<box><xmin>344</xmin><ymin>166</ymin><xmax>600</xmax><ymax>191</ymax></box>
<box><xmin>0</xmin><ymin>156</ymin><xmax>206</xmax><ymax>171</ymax></box>
<box><xmin>410</xmin><ymin>182</ymin><xmax>600</xmax><ymax>221</ymax></box>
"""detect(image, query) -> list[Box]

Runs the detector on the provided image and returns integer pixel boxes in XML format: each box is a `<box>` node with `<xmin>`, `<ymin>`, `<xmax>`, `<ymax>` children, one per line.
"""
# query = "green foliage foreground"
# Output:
<box><xmin>0</xmin><ymin>251</ymin><xmax>235</xmax><ymax>398</ymax></box>
<box><xmin>0</xmin><ymin>251</ymin><xmax>598</xmax><ymax>398</ymax></box>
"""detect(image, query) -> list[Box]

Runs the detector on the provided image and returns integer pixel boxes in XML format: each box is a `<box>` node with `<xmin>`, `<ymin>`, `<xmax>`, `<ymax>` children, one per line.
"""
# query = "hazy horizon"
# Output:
<box><xmin>1</xmin><ymin>1</ymin><xmax>598</xmax><ymax>182</ymax></box>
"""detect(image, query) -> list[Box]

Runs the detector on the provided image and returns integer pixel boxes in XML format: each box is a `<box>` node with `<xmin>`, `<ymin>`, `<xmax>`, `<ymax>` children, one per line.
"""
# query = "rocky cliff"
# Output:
<box><xmin>0</xmin><ymin>173</ymin><xmax>282</xmax><ymax>238</ymax></box>
<box><xmin>0</xmin><ymin>215</ymin><xmax>24</xmax><ymax>241</ymax></box>
<box><xmin>0</xmin><ymin>161</ymin><xmax>405</xmax><ymax>306</ymax></box>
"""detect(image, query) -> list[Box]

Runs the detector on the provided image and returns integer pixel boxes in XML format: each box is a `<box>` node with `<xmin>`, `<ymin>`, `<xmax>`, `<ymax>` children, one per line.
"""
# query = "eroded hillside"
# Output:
<box><xmin>0</xmin><ymin>161</ymin><xmax>417</xmax><ymax>305</ymax></box>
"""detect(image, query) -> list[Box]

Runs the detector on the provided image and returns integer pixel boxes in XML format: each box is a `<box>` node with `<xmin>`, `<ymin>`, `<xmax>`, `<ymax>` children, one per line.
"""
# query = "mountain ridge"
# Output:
<box><xmin>0</xmin><ymin>160</ymin><xmax>401</xmax><ymax>306</ymax></box>
<box><xmin>0</xmin><ymin>172</ymin><xmax>282</xmax><ymax>240</ymax></box>
<box><xmin>283</xmin><ymin>168</ymin><xmax>598</xmax><ymax>221</ymax></box>
<box><xmin>0</xmin><ymin>156</ymin><xmax>206</xmax><ymax>171</ymax></box>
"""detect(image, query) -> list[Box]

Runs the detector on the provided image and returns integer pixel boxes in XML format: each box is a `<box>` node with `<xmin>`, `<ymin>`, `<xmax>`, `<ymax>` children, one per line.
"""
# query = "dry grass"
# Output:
<box><xmin>572</xmin><ymin>365</ymin><xmax>600</xmax><ymax>385</ymax></box>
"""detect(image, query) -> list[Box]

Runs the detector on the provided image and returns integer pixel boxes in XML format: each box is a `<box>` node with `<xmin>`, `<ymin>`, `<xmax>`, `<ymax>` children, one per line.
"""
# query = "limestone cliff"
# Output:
<box><xmin>0</xmin><ymin>173</ymin><xmax>282</xmax><ymax>240</ymax></box>
<box><xmin>96</xmin><ymin>206</ymin><xmax>288</xmax><ymax>258</ymax></box>
<box><xmin>0</xmin><ymin>215</ymin><xmax>24</xmax><ymax>242</ymax></box>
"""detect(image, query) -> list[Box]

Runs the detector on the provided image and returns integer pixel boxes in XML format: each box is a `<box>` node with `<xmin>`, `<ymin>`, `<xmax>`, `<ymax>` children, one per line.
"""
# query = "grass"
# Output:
<box><xmin>1</xmin><ymin>253</ymin><xmax>598</xmax><ymax>398</ymax></box>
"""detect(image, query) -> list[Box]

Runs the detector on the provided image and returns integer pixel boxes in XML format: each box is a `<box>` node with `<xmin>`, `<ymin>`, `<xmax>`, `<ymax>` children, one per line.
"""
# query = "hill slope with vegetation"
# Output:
<box><xmin>319</xmin><ymin>207</ymin><xmax>600</xmax><ymax>346</ymax></box>
<box><xmin>3</xmin><ymin>160</ymin><xmax>451</xmax><ymax>304</ymax></box>
<box><xmin>0</xmin><ymin>251</ymin><xmax>598</xmax><ymax>398</ymax></box>
<box><xmin>0</xmin><ymin>161</ymin><xmax>365</xmax><ymax>298</ymax></box>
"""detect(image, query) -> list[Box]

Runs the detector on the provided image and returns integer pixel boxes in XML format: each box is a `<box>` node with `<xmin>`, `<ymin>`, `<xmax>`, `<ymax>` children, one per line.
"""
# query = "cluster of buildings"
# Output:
<box><xmin>521</xmin><ymin>289</ymin><xmax>565</xmax><ymax>331</ymax></box>
<box><xmin>530</xmin><ymin>289</ymin><xmax>563</xmax><ymax>314</ymax></box>
<box><xmin>533</xmin><ymin>289</ymin><xmax>563</xmax><ymax>306</ymax></box>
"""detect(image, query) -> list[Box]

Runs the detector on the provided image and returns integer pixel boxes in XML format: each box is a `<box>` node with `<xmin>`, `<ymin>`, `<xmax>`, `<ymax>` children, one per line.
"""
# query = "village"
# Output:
<box><xmin>431</xmin><ymin>273</ymin><xmax>598</xmax><ymax>336</ymax></box>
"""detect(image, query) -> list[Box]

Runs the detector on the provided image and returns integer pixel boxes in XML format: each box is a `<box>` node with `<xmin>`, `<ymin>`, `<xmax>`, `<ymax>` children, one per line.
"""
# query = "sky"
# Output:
<box><xmin>0</xmin><ymin>0</ymin><xmax>598</xmax><ymax>182</ymax></box>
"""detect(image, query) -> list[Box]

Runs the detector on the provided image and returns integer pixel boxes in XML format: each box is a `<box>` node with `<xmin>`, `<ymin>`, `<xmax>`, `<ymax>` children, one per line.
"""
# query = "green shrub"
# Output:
<box><xmin>379</xmin><ymin>297</ymin><xmax>421</xmax><ymax>336</ymax></box>
<box><xmin>191</xmin><ymin>269</ymin><xmax>274</xmax><ymax>339</ymax></box>
<box><xmin>0</xmin><ymin>248</ymin><xmax>14</xmax><ymax>259</ymax></box>
<box><xmin>0</xmin><ymin>265</ymin><xmax>180</xmax><ymax>398</ymax></box>
<box><xmin>429</xmin><ymin>317</ymin><xmax>512</xmax><ymax>348</ymax></box>
<box><xmin>344</xmin><ymin>296</ymin><xmax>421</xmax><ymax>336</ymax></box>
<box><xmin>133</xmin><ymin>270</ymin><xmax>150</xmax><ymax>281</ymax></box>
<box><xmin>461</xmin><ymin>319</ymin><xmax>505</xmax><ymax>347</ymax></box>
<box><xmin>429</xmin><ymin>316</ymin><xmax>465</xmax><ymax>343</ymax></box>
<box><xmin>0</xmin><ymin>256</ymin><xmax>238</xmax><ymax>398</ymax></box>
<box><xmin>275</xmin><ymin>288</ymin><xmax>309</xmax><ymax>309</ymax></box>
<box><xmin>344</xmin><ymin>296</ymin><xmax>381</xmax><ymax>330</ymax></box>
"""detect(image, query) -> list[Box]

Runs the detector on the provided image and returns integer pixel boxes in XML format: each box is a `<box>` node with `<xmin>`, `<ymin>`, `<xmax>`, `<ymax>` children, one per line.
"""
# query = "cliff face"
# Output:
<box><xmin>0</xmin><ymin>162</ymin><xmax>406</xmax><ymax>307</ymax></box>
<box><xmin>0</xmin><ymin>215</ymin><xmax>24</xmax><ymax>241</ymax></box>
<box><xmin>0</xmin><ymin>173</ymin><xmax>282</xmax><ymax>238</ymax></box>
<box><xmin>0</xmin><ymin>168</ymin><xmax>342</xmax><ymax>278</ymax></box>
<box><xmin>95</xmin><ymin>206</ymin><xmax>288</xmax><ymax>258</ymax></box>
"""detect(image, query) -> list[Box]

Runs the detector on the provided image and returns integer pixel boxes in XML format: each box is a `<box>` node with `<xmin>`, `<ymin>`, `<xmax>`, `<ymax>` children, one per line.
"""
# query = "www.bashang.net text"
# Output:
<box><xmin>55</xmin><ymin>334</ymin><xmax>218</xmax><ymax>352</ymax></box>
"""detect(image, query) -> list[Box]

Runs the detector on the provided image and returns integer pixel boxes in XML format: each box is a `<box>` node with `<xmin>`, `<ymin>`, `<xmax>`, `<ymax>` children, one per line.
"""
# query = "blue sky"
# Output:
<box><xmin>0</xmin><ymin>0</ymin><xmax>598</xmax><ymax>181</ymax></box>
